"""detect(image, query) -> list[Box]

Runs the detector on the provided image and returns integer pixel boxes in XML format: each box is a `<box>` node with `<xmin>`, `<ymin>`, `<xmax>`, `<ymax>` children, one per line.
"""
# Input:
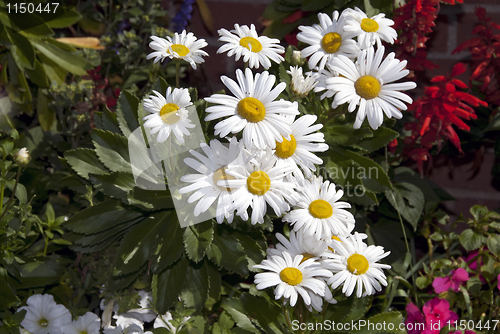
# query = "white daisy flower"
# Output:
<box><xmin>274</xmin><ymin>114</ymin><xmax>328</xmax><ymax>184</ymax></box>
<box><xmin>217</xmin><ymin>24</ymin><xmax>284</xmax><ymax>69</ymax></box>
<box><xmin>142</xmin><ymin>87</ymin><xmax>195</xmax><ymax>144</ymax></box>
<box><xmin>325</xmin><ymin>46</ymin><xmax>417</xmax><ymax>130</ymax></box>
<box><xmin>19</xmin><ymin>294</ymin><xmax>72</xmax><ymax>334</ymax></box>
<box><xmin>287</xmin><ymin>66</ymin><xmax>320</xmax><ymax>97</ymax></box>
<box><xmin>323</xmin><ymin>233</ymin><xmax>391</xmax><ymax>298</ymax></box>
<box><xmin>224</xmin><ymin>149</ymin><xmax>298</xmax><ymax>225</ymax></box>
<box><xmin>343</xmin><ymin>7</ymin><xmax>397</xmax><ymax>49</ymax></box>
<box><xmin>254</xmin><ymin>252</ymin><xmax>332</xmax><ymax>306</ymax></box>
<box><xmin>297</xmin><ymin>11</ymin><xmax>359</xmax><ymax>71</ymax></box>
<box><xmin>61</xmin><ymin>312</ymin><xmax>100</xmax><ymax>334</ymax></box>
<box><xmin>179</xmin><ymin>137</ymin><xmax>243</xmax><ymax>224</ymax></box>
<box><xmin>314</xmin><ymin>65</ymin><xmax>339</xmax><ymax>100</ymax></box>
<box><xmin>267</xmin><ymin>231</ymin><xmax>330</xmax><ymax>260</ymax></box>
<box><xmin>147</xmin><ymin>30</ymin><xmax>208</xmax><ymax>69</ymax></box>
<box><xmin>283</xmin><ymin>176</ymin><xmax>355</xmax><ymax>240</ymax></box>
<box><xmin>204</xmin><ymin>68</ymin><xmax>299</xmax><ymax>149</ymax></box>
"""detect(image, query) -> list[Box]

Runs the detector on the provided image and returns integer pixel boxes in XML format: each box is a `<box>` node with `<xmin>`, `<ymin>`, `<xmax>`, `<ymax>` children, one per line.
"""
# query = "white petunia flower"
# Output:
<box><xmin>19</xmin><ymin>294</ymin><xmax>72</xmax><ymax>334</ymax></box>
<box><xmin>274</xmin><ymin>114</ymin><xmax>328</xmax><ymax>184</ymax></box>
<box><xmin>253</xmin><ymin>251</ymin><xmax>332</xmax><ymax>307</ymax></box>
<box><xmin>217</xmin><ymin>24</ymin><xmax>284</xmax><ymax>69</ymax></box>
<box><xmin>154</xmin><ymin>312</ymin><xmax>191</xmax><ymax>333</ymax></box>
<box><xmin>343</xmin><ymin>7</ymin><xmax>398</xmax><ymax>49</ymax></box>
<box><xmin>147</xmin><ymin>30</ymin><xmax>208</xmax><ymax>69</ymax></box>
<box><xmin>287</xmin><ymin>66</ymin><xmax>319</xmax><ymax>97</ymax></box>
<box><xmin>204</xmin><ymin>68</ymin><xmax>299</xmax><ymax>149</ymax></box>
<box><xmin>323</xmin><ymin>232</ymin><xmax>391</xmax><ymax>298</ymax></box>
<box><xmin>223</xmin><ymin>149</ymin><xmax>298</xmax><ymax>225</ymax></box>
<box><xmin>117</xmin><ymin>291</ymin><xmax>156</xmax><ymax>324</ymax></box>
<box><xmin>179</xmin><ymin>137</ymin><xmax>243</xmax><ymax>224</ymax></box>
<box><xmin>325</xmin><ymin>46</ymin><xmax>417</xmax><ymax>130</ymax></box>
<box><xmin>142</xmin><ymin>87</ymin><xmax>195</xmax><ymax>144</ymax></box>
<box><xmin>61</xmin><ymin>312</ymin><xmax>100</xmax><ymax>334</ymax></box>
<box><xmin>283</xmin><ymin>176</ymin><xmax>355</xmax><ymax>240</ymax></box>
<box><xmin>297</xmin><ymin>11</ymin><xmax>359</xmax><ymax>71</ymax></box>
<box><xmin>103</xmin><ymin>323</ymin><xmax>150</xmax><ymax>334</ymax></box>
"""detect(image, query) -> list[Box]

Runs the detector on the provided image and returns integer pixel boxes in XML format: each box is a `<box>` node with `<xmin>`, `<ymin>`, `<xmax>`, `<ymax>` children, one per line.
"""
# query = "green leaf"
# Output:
<box><xmin>16</xmin><ymin>258</ymin><xmax>63</xmax><ymax>288</ymax></box>
<box><xmin>460</xmin><ymin>229</ymin><xmax>484</xmax><ymax>252</ymax></box>
<box><xmin>108</xmin><ymin>265</ymin><xmax>145</xmax><ymax>291</ymax></box>
<box><xmin>65</xmin><ymin>199</ymin><xmax>143</xmax><ymax>235</ymax></box>
<box><xmin>7</xmin><ymin>29</ymin><xmax>35</xmax><ymax>70</ymax></box>
<box><xmin>183</xmin><ymin>221</ymin><xmax>214</xmax><ymax>263</ymax></box>
<box><xmin>152</xmin><ymin>212</ymin><xmax>184</xmax><ymax>274</ymax></box>
<box><xmin>90</xmin><ymin>172</ymin><xmax>135</xmax><ymax>198</ymax></box>
<box><xmin>94</xmin><ymin>108</ymin><xmax>121</xmax><ymax>134</ymax></box>
<box><xmin>241</xmin><ymin>294</ymin><xmax>284</xmax><ymax>334</ymax></box>
<box><xmin>470</xmin><ymin>205</ymin><xmax>489</xmax><ymax>222</ymax></box>
<box><xmin>127</xmin><ymin>187</ymin><xmax>174</xmax><ymax>211</ymax></box>
<box><xmin>116</xmin><ymin>90</ymin><xmax>140</xmax><ymax>137</ymax></box>
<box><xmin>416</xmin><ymin>276</ymin><xmax>431</xmax><ymax>290</ymax></box>
<box><xmin>341</xmin><ymin>149</ymin><xmax>392</xmax><ymax>189</ymax></box>
<box><xmin>37</xmin><ymin>91</ymin><xmax>55</xmax><ymax>131</ymax></box>
<box><xmin>0</xmin><ymin>278</ymin><xmax>19</xmax><ymax>310</ymax></box>
<box><xmin>355</xmin><ymin>127</ymin><xmax>398</xmax><ymax>152</ymax></box>
<box><xmin>180</xmin><ymin>261</ymin><xmax>210</xmax><ymax>312</ymax></box>
<box><xmin>233</xmin><ymin>231</ymin><xmax>266</xmax><ymax>272</ymax></box>
<box><xmin>206</xmin><ymin>225</ymin><xmax>249</xmax><ymax>277</ymax></box>
<box><xmin>488</xmin><ymin>234</ymin><xmax>500</xmax><ymax>258</ymax></box>
<box><xmin>325</xmin><ymin>296</ymin><xmax>372</xmax><ymax>323</ymax></box>
<box><xmin>64</xmin><ymin>148</ymin><xmax>109</xmax><ymax>179</ymax></box>
<box><xmin>206</xmin><ymin>262</ymin><xmax>222</xmax><ymax>305</ymax></box>
<box><xmin>114</xmin><ymin>211</ymin><xmax>169</xmax><ymax>276</ymax></box>
<box><xmin>31</xmin><ymin>39</ymin><xmax>91</xmax><ymax>75</ymax></box>
<box><xmin>92</xmin><ymin>129</ymin><xmax>131</xmax><ymax>173</ymax></box>
<box><xmin>25</xmin><ymin>59</ymin><xmax>49</xmax><ymax>87</ymax></box>
<box><xmin>153</xmin><ymin>256</ymin><xmax>188</xmax><ymax>314</ymax></box>
<box><xmin>222</xmin><ymin>298</ymin><xmax>260</xmax><ymax>334</ymax></box>
<box><xmin>46</xmin><ymin>9</ymin><xmax>82</xmax><ymax>28</ymax></box>
<box><xmin>326</xmin><ymin>125</ymin><xmax>373</xmax><ymax>146</ymax></box>
<box><xmin>385</xmin><ymin>182</ymin><xmax>424</xmax><ymax>230</ymax></box>
<box><xmin>6</xmin><ymin>180</ymin><xmax>27</xmax><ymax>204</ymax></box>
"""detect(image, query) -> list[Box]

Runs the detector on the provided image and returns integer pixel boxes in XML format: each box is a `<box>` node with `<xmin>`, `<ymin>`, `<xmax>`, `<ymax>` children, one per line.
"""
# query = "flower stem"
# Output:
<box><xmin>0</xmin><ymin>166</ymin><xmax>22</xmax><ymax>221</ymax></box>
<box><xmin>282</xmin><ymin>304</ymin><xmax>293</xmax><ymax>331</ymax></box>
<box><xmin>175</xmin><ymin>61</ymin><xmax>181</xmax><ymax>88</ymax></box>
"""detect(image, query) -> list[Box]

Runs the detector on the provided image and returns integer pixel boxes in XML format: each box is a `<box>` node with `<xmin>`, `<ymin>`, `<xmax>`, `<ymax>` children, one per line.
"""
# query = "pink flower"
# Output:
<box><xmin>497</xmin><ymin>274</ymin><xmax>500</xmax><ymax>290</ymax></box>
<box><xmin>405</xmin><ymin>303</ymin><xmax>425</xmax><ymax>334</ymax></box>
<box><xmin>452</xmin><ymin>331</ymin><xmax>476</xmax><ymax>334</ymax></box>
<box><xmin>422</xmin><ymin>298</ymin><xmax>458</xmax><ymax>334</ymax></box>
<box><xmin>432</xmin><ymin>268</ymin><xmax>469</xmax><ymax>293</ymax></box>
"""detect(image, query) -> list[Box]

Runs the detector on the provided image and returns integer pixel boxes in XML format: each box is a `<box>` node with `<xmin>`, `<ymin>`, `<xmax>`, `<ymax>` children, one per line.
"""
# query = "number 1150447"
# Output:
<box><xmin>6</xmin><ymin>2</ymin><xmax>59</xmax><ymax>14</ymax></box>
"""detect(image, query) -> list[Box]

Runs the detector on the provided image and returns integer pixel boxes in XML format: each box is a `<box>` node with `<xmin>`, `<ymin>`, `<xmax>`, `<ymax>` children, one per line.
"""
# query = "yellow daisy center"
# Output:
<box><xmin>275</xmin><ymin>135</ymin><xmax>297</xmax><ymax>159</ymax></box>
<box><xmin>347</xmin><ymin>253</ymin><xmax>369</xmax><ymax>275</ymax></box>
<box><xmin>309</xmin><ymin>199</ymin><xmax>333</xmax><ymax>219</ymax></box>
<box><xmin>239</xmin><ymin>37</ymin><xmax>263</xmax><ymax>52</ymax></box>
<box><xmin>247</xmin><ymin>171</ymin><xmax>271</xmax><ymax>195</ymax></box>
<box><xmin>280</xmin><ymin>267</ymin><xmax>303</xmax><ymax>285</ymax></box>
<box><xmin>159</xmin><ymin>103</ymin><xmax>181</xmax><ymax>124</ymax></box>
<box><xmin>300</xmin><ymin>252</ymin><xmax>315</xmax><ymax>264</ymax></box>
<box><xmin>39</xmin><ymin>318</ymin><xmax>49</xmax><ymax>327</ymax></box>
<box><xmin>80</xmin><ymin>331</ymin><xmax>88</xmax><ymax>334</ymax></box>
<box><xmin>355</xmin><ymin>75</ymin><xmax>381</xmax><ymax>100</ymax></box>
<box><xmin>360</xmin><ymin>18</ymin><xmax>379</xmax><ymax>32</ymax></box>
<box><xmin>212</xmin><ymin>167</ymin><xmax>235</xmax><ymax>191</ymax></box>
<box><xmin>170</xmin><ymin>44</ymin><xmax>189</xmax><ymax>57</ymax></box>
<box><xmin>237</xmin><ymin>97</ymin><xmax>266</xmax><ymax>122</ymax></box>
<box><xmin>321</xmin><ymin>32</ymin><xmax>342</xmax><ymax>54</ymax></box>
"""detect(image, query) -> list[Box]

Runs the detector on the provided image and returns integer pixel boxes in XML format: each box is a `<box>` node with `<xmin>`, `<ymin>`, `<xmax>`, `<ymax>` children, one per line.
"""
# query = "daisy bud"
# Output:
<box><xmin>14</xmin><ymin>147</ymin><xmax>30</xmax><ymax>165</ymax></box>
<box><xmin>291</xmin><ymin>50</ymin><xmax>305</xmax><ymax>66</ymax></box>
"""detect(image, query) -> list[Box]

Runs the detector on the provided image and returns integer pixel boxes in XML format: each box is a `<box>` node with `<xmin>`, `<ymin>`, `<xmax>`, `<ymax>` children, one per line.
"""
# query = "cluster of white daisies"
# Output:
<box><xmin>143</xmin><ymin>7</ymin><xmax>403</xmax><ymax>308</ymax></box>
<box><xmin>19</xmin><ymin>292</ymin><xmax>185</xmax><ymax>334</ymax></box>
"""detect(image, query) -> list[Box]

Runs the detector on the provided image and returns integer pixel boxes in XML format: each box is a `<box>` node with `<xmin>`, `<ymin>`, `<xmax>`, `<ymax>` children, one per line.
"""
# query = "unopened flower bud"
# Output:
<box><xmin>15</xmin><ymin>147</ymin><xmax>30</xmax><ymax>165</ymax></box>
<box><xmin>290</xmin><ymin>50</ymin><xmax>305</xmax><ymax>66</ymax></box>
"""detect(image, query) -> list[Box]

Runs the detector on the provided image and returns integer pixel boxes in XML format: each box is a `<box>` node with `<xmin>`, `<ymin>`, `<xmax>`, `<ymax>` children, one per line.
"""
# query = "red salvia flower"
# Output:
<box><xmin>403</xmin><ymin>63</ymin><xmax>487</xmax><ymax>174</ymax></box>
<box><xmin>453</xmin><ymin>7</ymin><xmax>500</xmax><ymax>105</ymax></box>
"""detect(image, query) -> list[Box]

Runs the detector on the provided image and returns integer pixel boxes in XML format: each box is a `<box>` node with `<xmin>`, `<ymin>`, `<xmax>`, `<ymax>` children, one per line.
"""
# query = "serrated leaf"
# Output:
<box><xmin>90</xmin><ymin>171</ymin><xmax>135</xmax><ymax>198</ymax></box>
<box><xmin>183</xmin><ymin>221</ymin><xmax>214</xmax><ymax>263</ymax></box>
<box><xmin>108</xmin><ymin>264</ymin><xmax>145</xmax><ymax>291</ymax></box>
<box><xmin>116</xmin><ymin>90</ymin><xmax>140</xmax><ymax>137</ymax></box>
<box><xmin>65</xmin><ymin>199</ymin><xmax>143</xmax><ymax>235</ymax></box>
<box><xmin>206</xmin><ymin>262</ymin><xmax>221</xmax><ymax>304</ymax></box>
<box><xmin>152</xmin><ymin>211</ymin><xmax>184</xmax><ymax>274</ymax></box>
<box><xmin>68</xmin><ymin>217</ymin><xmax>138</xmax><ymax>247</ymax></box>
<box><xmin>459</xmin><ymin>229</ymin><xmax>484</xmax><ymax>252</ymax></box>
<box><xmin>127</xmin><ymin>187</ymin><xmax>174</xmax><ymax>211</ymax></box>
<box><xmin>233</xmin><ymin>231</ymin><xmax>266</xmax><ymax>272</ymax></box>
<box><xmin>385</xmin><ymin>182</ymin><xmax>424</xmax><ymax>230</ymax></box>
<box><xmin>180</xmin><ymin>261</ymin><xmax>210</xmax><ymax>312</ymax></box>
<box><xmin>222</xmin><ymin>298</ymin><xmax>260</xmax><ymax>334</ymax></box>
<box><xmin>92</xmin><ymin>129</ymin><xmax>131</xmax><ymax>173</ymax></box>
<box><xmin>206</xmin><ymin>225</ymin><xmax>249</xmax><ymax>277</ymax></box>
<box><xmin>65</xmin><ymin>148</ymin><xmax>109</xmax><ymax>179</ymax></box>
<box><xmin>355</xmin><ymin>127</ymin><xmax>398</xmax><ymax>152</ymax></box>
<box><xmin>153</xmin><ymin>256</ymin><xmax>188</xmax><ymax>313</ymax></box>
<box><xmin>94</xmin><ymin>108</ymin><xmax>121</xmax><ymax>134</ymax></box>
<box><xmin>114</xmin><ymin>211</ymin><xmax>170</xmax><ymax>276</ymax></box>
